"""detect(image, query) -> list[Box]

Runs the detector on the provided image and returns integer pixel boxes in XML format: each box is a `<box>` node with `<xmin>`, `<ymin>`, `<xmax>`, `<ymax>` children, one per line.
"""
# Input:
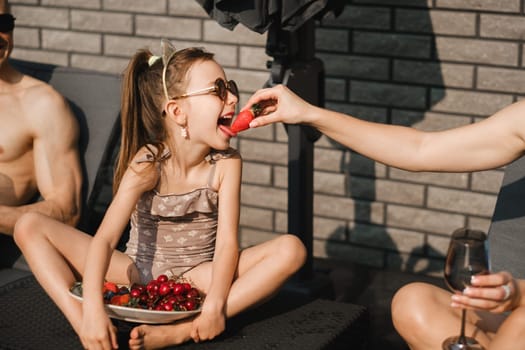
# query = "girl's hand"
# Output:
<box><xmin>189</xmin><ymin>307</ymin><xmax>226</xmax><ymax>343</ymax></box>
<box><xmin>80</xmin><ymin>307</ymin><xmax>118</xmax><ymax>350</ymax></box>
<box><xmin>451</xmin><ymin>271</ymin><xmax>520</xmax><ymax>313</ymax></box>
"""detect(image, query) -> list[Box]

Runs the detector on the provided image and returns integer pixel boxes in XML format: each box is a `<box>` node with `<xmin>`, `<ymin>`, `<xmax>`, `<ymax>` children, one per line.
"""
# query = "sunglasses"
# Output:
<box><xmin>0</xmin><ymin>14</ymin><xmax>15</xmax><ymax>33</ymax></box>
<box><xmin>171</xmin><ymin>78</ymin><xmax>239</xmax><ymax>102</ymax></box>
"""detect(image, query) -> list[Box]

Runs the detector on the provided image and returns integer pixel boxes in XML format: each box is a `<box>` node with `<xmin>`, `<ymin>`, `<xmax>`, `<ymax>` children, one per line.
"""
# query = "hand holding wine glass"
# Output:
<box><xmin>442</xmin><ymin>228</ymin><xmax>489</xmax><ymax>350</ymax></box>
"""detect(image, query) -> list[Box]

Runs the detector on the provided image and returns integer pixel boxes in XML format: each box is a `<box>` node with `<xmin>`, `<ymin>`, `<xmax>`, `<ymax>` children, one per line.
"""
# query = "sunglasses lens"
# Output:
<box><xmin>228</xmin><ymin>80</ymin><xmax>239</xmax><ymax>99</ymax></box>
<box><xmin>215</xmin><ymin>79</ymin><xmax>227</xmax><ymax>101</ymax></box>
<box><xmin>0</xmin><ymin>14</ymin><xmax>15</xmax><ymax>33</ymax></box>
<box><xmin>213</xmin><ymin>79</ymin><xmax>239</xmax><ymax>101</ymax></box>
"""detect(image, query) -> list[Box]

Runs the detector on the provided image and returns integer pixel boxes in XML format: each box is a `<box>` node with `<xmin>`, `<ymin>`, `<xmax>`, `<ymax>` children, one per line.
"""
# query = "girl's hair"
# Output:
<box><xmin>113</xmin><ymin>46</ymin><xmax>214</xmax><ymax>193</ymax></box>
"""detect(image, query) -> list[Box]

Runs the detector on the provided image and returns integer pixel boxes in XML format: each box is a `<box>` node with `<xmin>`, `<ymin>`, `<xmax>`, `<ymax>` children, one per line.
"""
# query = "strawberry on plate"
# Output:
<box><xmin>230</xmin><ymin>103</ymin><xmax>262</xmax><ymax>136</ymax></box>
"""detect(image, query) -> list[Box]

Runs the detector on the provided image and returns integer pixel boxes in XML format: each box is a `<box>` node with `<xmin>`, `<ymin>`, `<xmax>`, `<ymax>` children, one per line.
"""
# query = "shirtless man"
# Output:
<box><xmin>0</xmin><ymin>0</ymin><xmax>82</xmax><ymax>267</ymax></box>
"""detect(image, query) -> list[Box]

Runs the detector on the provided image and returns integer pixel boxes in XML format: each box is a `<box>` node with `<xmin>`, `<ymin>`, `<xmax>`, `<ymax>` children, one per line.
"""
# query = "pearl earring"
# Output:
<box><xmin>181</xmin><ymin>127</ymin><xmax>188</xmax><ymax>138</ymax></box>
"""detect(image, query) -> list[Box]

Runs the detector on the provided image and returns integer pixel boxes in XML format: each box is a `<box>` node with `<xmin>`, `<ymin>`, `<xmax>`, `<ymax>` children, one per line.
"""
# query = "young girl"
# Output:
<box><xmin>14</xmin><ymin>40</ymin><xmax>306</xmax><ymax>350</ymax></box>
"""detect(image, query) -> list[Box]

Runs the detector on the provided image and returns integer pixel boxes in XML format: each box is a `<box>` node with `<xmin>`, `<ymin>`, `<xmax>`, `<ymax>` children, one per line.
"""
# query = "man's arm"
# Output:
<box><xmin>0</xmin><ymin>84</ymin><xmax>82</xmax><ymax>234</ymax></box>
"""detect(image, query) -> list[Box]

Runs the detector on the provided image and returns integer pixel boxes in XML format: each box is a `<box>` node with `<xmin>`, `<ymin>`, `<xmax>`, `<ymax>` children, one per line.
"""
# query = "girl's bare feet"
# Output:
<box><xmin>128</xmin><ymin>320</ymin><xmax>193</xmax><ymax>350</ymax></box>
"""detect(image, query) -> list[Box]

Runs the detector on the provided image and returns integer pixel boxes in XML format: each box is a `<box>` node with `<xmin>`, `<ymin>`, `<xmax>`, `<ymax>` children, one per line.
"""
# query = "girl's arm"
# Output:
<box><xmin>79</xmin><ymin>148</ymin><xmax>160</xmax><ymax>349</ymax></box>
<box><xmin>192</xmin><ymin>154</ymin><xmax>242</xmax><ymax>341</ymax></box>
<box><xmin>246</xmin><ymin>85</ymin><xmax>525</xmax><ymax>173</ymax></box>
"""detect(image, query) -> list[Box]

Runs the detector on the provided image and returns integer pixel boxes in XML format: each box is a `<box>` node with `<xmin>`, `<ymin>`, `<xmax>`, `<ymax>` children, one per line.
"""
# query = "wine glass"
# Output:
<box><xmin>442</xmin><ymin>228</ymin><xmax>489</xmax><ymax>350</ymax></box>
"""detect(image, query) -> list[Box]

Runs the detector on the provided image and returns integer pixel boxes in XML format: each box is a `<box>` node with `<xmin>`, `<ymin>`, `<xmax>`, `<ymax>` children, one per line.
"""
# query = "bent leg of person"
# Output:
<box><xmin>391</xmin><ymin>282</ymin><xmax>501</xmax><ymax>350</ymax></box>
<box><xmin>488</xmin><ymin>306</ymin><xmax>525</xmax><ymax>350</ymax></box>
<box><xmin>13</xmin><ymin>212</ymin><xmax>137</xmax><ymax>334</ymax></box>
<box><xmin>129</xmin><ymin>234</ymin><xmax>306</xmax><ymax>350</ymax></box>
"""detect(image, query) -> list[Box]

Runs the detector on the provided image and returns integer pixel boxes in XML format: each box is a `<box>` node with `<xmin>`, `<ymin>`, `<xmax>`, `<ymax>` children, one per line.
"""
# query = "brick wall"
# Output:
<box><xmin>9</xmin><ymin>0</ymin><xmax>525</xmax><ymax>276</ymax></box>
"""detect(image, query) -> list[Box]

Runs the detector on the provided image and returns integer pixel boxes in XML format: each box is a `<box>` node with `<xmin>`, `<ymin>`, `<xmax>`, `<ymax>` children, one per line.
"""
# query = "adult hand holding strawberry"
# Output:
<box><xmin>230</xmin><ymin>103</ymin><xmax>262</xmax><ymax>135</ymax></box>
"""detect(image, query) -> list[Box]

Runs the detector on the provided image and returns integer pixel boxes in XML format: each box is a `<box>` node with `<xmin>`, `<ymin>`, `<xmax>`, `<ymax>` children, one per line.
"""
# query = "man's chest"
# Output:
<box><xmin>0</xmin><ymin>100</ymin><xmax>33</xmax><ymax>163</ymax></box>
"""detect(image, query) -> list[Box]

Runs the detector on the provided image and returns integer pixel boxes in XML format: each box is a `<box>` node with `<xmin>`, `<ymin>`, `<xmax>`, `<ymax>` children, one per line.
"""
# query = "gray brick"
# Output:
<box><xmin>478</xmin><ymin>67</ymin><xmax>525</xmax><ymax>94</ymax></box>
<box><xmin>481</xmin><ymin>14</ymin><xmax>525</xmax><ymax>40</ymax></box>
<box><xmin>427</xmin><ymin>234</ymin><xmax>450</xmax><ymax>257</ymax></box>
<box><xmin>70</xmin><ymin>54</ymin><xmax>128</xmax><ymax>74</ymax></box>
<box><xmin>241</xmin><ymin>184</ymin><xmax>287</xmax><ymax>210</ymax></box>
<box><xmin>168</xmin><ymin>0</ymin><xmax>208</xmax><ymax>17</ymax></box>
<box><xmin>42</xmin><ymin>30</ymin><xmax>101</xmax><ymax>53</ymax></box>
<box><xmin>350</xmin><ymin>224</ymin><xmax>396</xmax><ymax>250</ymax></box>
<box><xmin>321</xmin><ymin>5</ymin><xmax>390</xmax><ymax>30</ymax></box>
<box><xmin>136</xmin><ymin>16</ymin><xmax>201</xmax><ymax>40</ymax></box>
<box><xmin>315</xmin><ymin>28</ymin><xmax>349</xmax><ymax>52</ymax></box>
<box><xmin>391</xmin><ymin>110</ymin><xmax>472</xmax><ymax>131</ymax></box>
<box><xmin>353</xmin><ymin>31</ymin><xmax>432</xmax><ymax>59</ymax></box>
<box><xmin>43</xmin><ymin>0</ymin><xmax>100</xmax><ymax>8</ymax></box>
<box><xmin>375</xmin><ymin>179</ymin><xmax>425</xmax><ymax>205</ymax></box>
<box><xmin>314</xmin><ymin>170</ymin><xmax>346</xmax><ymax>195</ymax></box>
<box><xmin>11</xmin><ymin>48</ymin><xmax>68</xmax><ymax>66</ymax></box>
<box><xmin>313</xmin><ymin>216</ymin><xmax>348</xmax><ymax>241</ymax></box>
<box><xmin>431</xmin><ymin>88</ymin><xmax>513</xmax><ymax>116</ymax></box>
<box><xmin>204</xmin><ymin>20</ymin><xmax>267</xmax><ymax>46</ymax></box>
<box><xmin>104</xmin><ymin>35</ymin><xmax>159</xmax><ymax>57</ymax></box>
<box><xmin>324</xmin><ymin>102</ymin><xmax>388</xmax><ymax>124</ymax></box>
<box><xmin>389</xmin><ymin>228</ymin><xmax>427</xmax><ymax>255</ymax></box>
<box><xmin>103</xmin><ymin>0</ymin><xmax>167</xmax><ymax>14</ymax></box>
<box><xmin>346</xmin><ymin>153</ymin><xmax>388</xmax><ymax>178</ymax></box>
<box><xmin>317</xmin><ymin>240</ymin><xmax>384</xmax><ymax>268</ymax></box>
<box><xmin>427</xmin><ymin>187</ymin><xmax>497</xmax><ymax>216</ymax></box>
<box><xmin>240</xmin><ymin>46</ymin><xmax>269</xmax><ymax>70</ymax></box>
<box><xmin>241</xmin><ymin>162</ymin><xmax>272</xmax><ymax>186</ymax></box>
<box><xmin>234</xmin><ymin>120</ymin><xmax>274</xmax><ymax>141</ymax></box>
<box><xmin>471</xmin><ymin>169</ymin><xmax>504</xmax><ymax>194</ymax></box>
<box><xmin>353</xmin><ymin>0</ymin><xmax>431</xmax><ymax>7</ymax></box>
<box><xmin>393</xmin><ymin>60</ymin><xmax>474</xmax><ymax>88</ymax></box>
<box><xmin>387</xmin><ymin>205</ymin><xmax>465</xmax><ymax>234</ymax></box>
<box><xmin>315</xmin><ymin>194</ymin><xmax>384</xmax><ymax>224</ymax></box>
<box><xmin>201</xmin><ymin>43</ymin><xmax>238</xmax><ymax>67</ymax></box>
<box><xmin>396</xmin><ymin>9</ymin><xmax>476</xmax><ymax>36</ymax></box>
<box><xmin>224</xmin><ymin>68</ymin><xmax>269</xmax><ymax>94</ymax></box>
<box><xmin>350</xmin><ymin>81</ymin><xmax>427</xmax><ymax>109</ymax></box>
<box><xmin>314</xmin><ymin>147</ymin><xmax>347</xmax><ymax>172</ymax></box>
<box><xmin>325</xmin><ymin>78</ymin><xmax>346</xmax><ymax>102</ymax></box>
<box><xmin>12</xmin><ymin>27</ymin><xmax>39</xmax><ymax>48</ymax></box>
<box><xmin>435</xmin><ymin>37</ymin><xmax>518</xmax><ymax>66</ymax></box>
<box><xmin>436</xmin><ymin>0</ymin><xmax>520</xmax><ymax>13</ymax></box>
<box><xmin>11</xmin><ymin>6</ymin><xmax>69</xmax><ymax>29</ymax></box>
<box><xmin>318</xmin><ymin>53</ymin><xmax>389</xmax><ymax>80</ymax></box>
<box><xmin>275</xmin><ymin>211</ymin><xmax>287</xmax><ymax>233</ymax></box>
<box><xmin>239</xmin><ymin>140</ymin><xmax>287</xmax><ymax>165</ymax></box>
<box><xmin>389</xmin><ymin>168</ymin><xmax>469</xmax><ymax>189</ymax></box>
<box><xmin>10</xmin><ymin>0</ymin><xmax>38</xmax><ymax>4</ymax></box>
<box><xmin>72</xmin><ymin>10</ymin><xmax>132</xmax><ymax>34</ymax></box>
<box><xmin>239</xmin><ymin>229</ymin><xmax>278</xmax><ymax>249</ymax></box>
<box><xmin>239</xmin><ymin>206</ymin><xmax>273</xmax><ymax>230</ymax></box>
<box><xmin>467</xmin><ymin>217</ymin><xmax>492</xmax><ymax>234</ymax></box>
<box><xmin>273</xmin><ymin>166</ymin><xmax>287</xmax><ymax>188</ymax></box>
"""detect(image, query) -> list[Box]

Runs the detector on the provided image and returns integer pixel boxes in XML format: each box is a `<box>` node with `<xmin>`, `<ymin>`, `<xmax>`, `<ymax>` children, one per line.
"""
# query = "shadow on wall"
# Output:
<box><xmin>323</xmin><ymin>1</ymin><xmax>446</xmax><ymax>274</ymax></box>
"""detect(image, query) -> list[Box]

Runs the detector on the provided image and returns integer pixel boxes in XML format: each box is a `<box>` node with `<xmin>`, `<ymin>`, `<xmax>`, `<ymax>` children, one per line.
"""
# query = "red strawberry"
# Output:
<box><xmin>230</xmin><ymin>103</ymin><xmax>262</xmax><ymax>135</ymax></box>
<box><xmin>103</xmin><ymin>281</ymin><xmax>119</xmax><ymax>294</ymax></box>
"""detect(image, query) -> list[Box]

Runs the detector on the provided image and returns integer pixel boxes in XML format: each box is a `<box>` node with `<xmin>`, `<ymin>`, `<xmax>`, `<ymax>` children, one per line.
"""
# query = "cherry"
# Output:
<box><xmin>158</xmin><ymin>282</ymin><xmax>171</xmax><ymax>296</ymax></box>
<box><xmin>156</xmin><ymin>274</ymin><xmax>169</xmax><ymax>283</ymax></box>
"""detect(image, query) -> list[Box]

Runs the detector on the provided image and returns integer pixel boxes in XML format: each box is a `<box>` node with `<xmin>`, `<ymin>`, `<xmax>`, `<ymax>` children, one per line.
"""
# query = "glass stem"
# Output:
<box><xmin>459</xmin><ymin>308</ymin><xmax>467</xmax><ymax>344</ymax></box>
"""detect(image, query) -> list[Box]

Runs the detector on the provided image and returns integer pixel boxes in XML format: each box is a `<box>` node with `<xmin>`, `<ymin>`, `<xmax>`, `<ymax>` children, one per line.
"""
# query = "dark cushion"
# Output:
<box><xmin>488</xmin><ymin>156</ymin><xmax>525</xmax><ymax>279</ymax></box>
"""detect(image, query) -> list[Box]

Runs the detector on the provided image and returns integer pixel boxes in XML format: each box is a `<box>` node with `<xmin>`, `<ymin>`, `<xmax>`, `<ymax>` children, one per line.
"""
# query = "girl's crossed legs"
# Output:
<box><xmin>13</xmin><ymin>212</ymin><xmax>139</xmax><ymax>336</ymax></box>
<box><xmin>14</xmin><ymin>212</ymin><xmax>306</xmax><ymax>350</ymax></box>
<box><xmin>128</xmin><ymin>234</ymin><xmax>306</xmax><ymax>350</ymax></box>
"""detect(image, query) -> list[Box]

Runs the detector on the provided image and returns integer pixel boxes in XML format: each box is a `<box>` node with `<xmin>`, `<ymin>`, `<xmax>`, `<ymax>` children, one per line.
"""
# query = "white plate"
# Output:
<box><xmin>68</xmin><ymin>285</ymin><xmax>201</xmax><ymax>324</ymax></box>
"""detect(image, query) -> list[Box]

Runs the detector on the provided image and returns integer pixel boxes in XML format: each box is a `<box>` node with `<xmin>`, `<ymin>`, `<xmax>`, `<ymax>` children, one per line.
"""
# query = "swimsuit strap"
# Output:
<box><xmin>206</xmin><ymin>162</ymin><xmax>217</xmax><ymax>188</ymax></box>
